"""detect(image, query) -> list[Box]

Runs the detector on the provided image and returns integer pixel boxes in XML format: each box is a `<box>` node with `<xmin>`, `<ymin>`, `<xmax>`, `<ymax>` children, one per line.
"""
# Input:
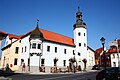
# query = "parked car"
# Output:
<box><xmin>96</xmin><ymin>67</ymin><xmax>120</xmax><ymax>80</ymax></box>
<box><xmin>92</xmin><ymin>65</ymin><xmax>100</xmax><ymax>70</ymax></box>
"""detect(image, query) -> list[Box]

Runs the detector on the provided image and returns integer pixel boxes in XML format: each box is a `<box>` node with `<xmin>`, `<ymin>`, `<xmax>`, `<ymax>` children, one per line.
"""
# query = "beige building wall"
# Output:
<box><xmin>0</xmin><ymin>39</ymin><xmax>20</xmax><ymax>71</ymax></box>
<box><xmin>87</xmin><ymin>47</ymin><xmax>95</xmax><ymax>69</ymax></box>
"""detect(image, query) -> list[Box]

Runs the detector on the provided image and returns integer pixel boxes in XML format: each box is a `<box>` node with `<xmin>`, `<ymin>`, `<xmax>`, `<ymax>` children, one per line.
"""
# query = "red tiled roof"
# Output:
<box><xmin>95</xmin><ymin>48</ymin><xmax>103</xmax><ymax>54</ymax></box>
<box><xmin>0</xmin><ymin>31</ymin><xmax>7</xmax><ymax>38</ymax></box>
<box><xmin>1</xmin><ymin>39</ymin><xmax>19</xmax><ymax>50</ymax></box>
<box><xmin>0</xmin><ymin>31</ymin><xmax>7</xmax><ymax>35</ymax></box>
<box><xmin>20</xmin><ymin>28</ymin><xmax>75</xmax><ymax>46</ymax></box>
<box><xmin>39</xmin><ymin>29</ymin><xmax>75</xmax><ymax>46</ymax></box>
<box><xmin>8</xmin><ymin>34</ymin><xmax>21</xmax><ymax>39</ymax></box>
<box><xmin>108</xmin><ymin>48</ymin><xmax>120</xmax><ymax>53</ymax></box>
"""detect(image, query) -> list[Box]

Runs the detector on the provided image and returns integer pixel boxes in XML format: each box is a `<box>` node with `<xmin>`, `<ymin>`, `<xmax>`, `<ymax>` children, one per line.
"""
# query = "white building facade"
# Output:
<box><xmin>108</xmin><ymin>40</ymin><xmax>120</xmax><ymax>67</ymax></box>
<box><xmin>1</xmin><ymin>7</ymin><xmax>95</xmax><ymax>72</ymax></box>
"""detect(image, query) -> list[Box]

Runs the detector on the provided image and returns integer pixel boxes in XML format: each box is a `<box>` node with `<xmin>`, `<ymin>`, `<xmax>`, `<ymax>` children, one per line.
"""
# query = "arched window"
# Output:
<box><xmin>78</xmin><ymin>32</ymin><xmax>81</xmax><ymax>36</ymax></box>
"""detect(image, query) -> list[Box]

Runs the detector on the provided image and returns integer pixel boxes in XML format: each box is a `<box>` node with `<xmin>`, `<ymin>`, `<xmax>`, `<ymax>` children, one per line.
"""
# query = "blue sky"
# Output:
<box><xmin>0</xmin><ymin>0</ymin><xmax>120</xmax><ymax>50</ymax></box>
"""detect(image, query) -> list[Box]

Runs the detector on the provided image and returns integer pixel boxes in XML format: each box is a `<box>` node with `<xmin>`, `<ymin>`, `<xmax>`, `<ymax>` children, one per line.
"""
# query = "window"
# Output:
<box><xmin>117</xmin><ymin>54</ymin><xmax>119</xmax><ymax>58</ymax></box>
<box><xmin>38</xmin><ymin>44</ymin><xmax>41</xmax><ymax>49</ymax></box>
<box><xmin>47</xmin><ymin>46</ymin><xmax>50</xmax><ymax>52</ymax></box>
<box><xmin>41</xmin><ymin>59</ymin><xmax>45</xmax><ymax>66</ymax></box>
<box><xmin>113</xmin><ymin>54</ymin><xmax>115</xmax><ymax>58</ymax></box>
<box><xmin>78</xmin><ymin>32</ymin><xmax>81</xmax><ymax>36</ymax></box>
<box><xmin>78</xmin><ymin>52</ymin><xmax>81</xmax><ymax>56</ymax></box>
<box><xmin>15</xmin><ymin>47</ymin><xmax>19</xmax><ymax>53</ymax></box>
<box><xmin>73</xmin><ymin>50</ymin><xmax>75</xmax><ymax>55</ymax></box>
<box><xmin>19</xmin><ymin>40</ymin><xmax>21</xmax><ymax>43</ymax></box>
<box><xmin>84</xmin><ymin>33</ymin><xmax>85</xmax><ymax>36</ymax></box>
<box><xmin>79</xmin><ymin>43</ymin><xmax>81</xmax><ymax>47</ymax></box>
<box><xmin>14</xmin><ymin>58</ymin><xmax>18</xmax><ymax>65</ymax></box>
<box><xmin>55</xmin><ymin>47</ymin><xmax>57</xmax><ymax>53</ymax></box>
<box><xmin>32</xmin><ymin>43</ymin><xmax>36</xmax><ymax>49</ymax></box>
<box><xmin>64</xmin><ymin>49</ymin><xmax>66</xmax><ymax>54</ymax></box>
<box><xmin>25</xmin><ymin>46</ymin><xmax>26</xmax><ymax>52</ymax></box>
<box><xmin>21</xmin><ymin>47</ymin><xmax>23</xmax><ymax>53</ymax></box>
<box><xmin>63</xmin><ymin>60</ymin><xmax>66</xmax><ymax>66</ymax></box>
<box><xmin>84</xmin><ymin>43</ymin><xmax>86</xmax><ymax>47</ymax></box>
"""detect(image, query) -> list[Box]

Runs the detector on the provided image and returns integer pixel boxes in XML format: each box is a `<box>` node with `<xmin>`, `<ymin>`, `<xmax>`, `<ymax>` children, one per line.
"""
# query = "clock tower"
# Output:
<box><xmin>73</xmin><ymin>7</ymin><xmax>88</xmax><ymax>70</ymax></box>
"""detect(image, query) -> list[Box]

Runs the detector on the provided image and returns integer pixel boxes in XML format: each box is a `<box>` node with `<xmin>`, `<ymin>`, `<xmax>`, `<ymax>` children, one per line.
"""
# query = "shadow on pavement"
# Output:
<box><xmin>0</xmin><ymin>67</ymin><xmax>20</xmax><ymax>77</ymax></box>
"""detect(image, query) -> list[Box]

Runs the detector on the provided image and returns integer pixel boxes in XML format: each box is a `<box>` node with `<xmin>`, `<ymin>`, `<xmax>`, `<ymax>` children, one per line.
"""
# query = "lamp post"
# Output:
<box><xmin>100</xmin><ymin>37</ymin><xmax>106</xmax><ymax>71</ymax></box>
<box><xmin>3</xmin><ymin>56</ymin><xmax>5</xmax><ymax>70</ymax></box>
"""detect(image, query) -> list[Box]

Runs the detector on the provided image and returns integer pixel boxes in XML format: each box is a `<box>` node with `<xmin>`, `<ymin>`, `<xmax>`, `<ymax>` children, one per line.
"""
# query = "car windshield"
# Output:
<box><xmin>105</xmin><ymin>67</ymin><xmax>119</xmax><ymax>73</ymax></box>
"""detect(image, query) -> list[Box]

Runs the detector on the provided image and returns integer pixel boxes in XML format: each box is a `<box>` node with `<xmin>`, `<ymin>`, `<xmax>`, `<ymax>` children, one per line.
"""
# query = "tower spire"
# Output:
<box><xmin>37</xmin><ymin>19</ymin><xmax>39</xmax><ymax>27</ymax></box>
<box><xmin>30</xmin><ymin>19</ymin><xmax>43</xmax><ymax>40</ymax></box>
<box><xmin>73</xmin><ymin>7</ymin><xmax>86</xmax><ymax>29</ymax></box>
<box><xmin>76</xmin><ymin>6</ymin><xmax>82</xmax><ymax>23</ymax></box>
<box><xmin>78</xmin><ymin>6</ymin><xmax>80</xmax><ymax>12</ymax></box>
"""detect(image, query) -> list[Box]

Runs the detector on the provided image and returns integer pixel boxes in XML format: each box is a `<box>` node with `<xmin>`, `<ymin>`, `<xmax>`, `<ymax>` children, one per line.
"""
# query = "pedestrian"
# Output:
<box><xmin>22</xmin><ymin>63</ymin><xmax>25</xmax><ymax>72</ymax></box>
<box><xmin>6</xmin><ymin>63</ymin><xmax>9</xmax><ymax>71</ymax></box>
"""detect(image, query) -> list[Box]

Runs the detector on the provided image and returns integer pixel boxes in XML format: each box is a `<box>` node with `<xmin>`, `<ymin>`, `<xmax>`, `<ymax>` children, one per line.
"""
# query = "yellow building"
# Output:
<box><xmin>0</xmin><ymin>34</ymin><xmax>21</xmax><ymax>71</ymax></box>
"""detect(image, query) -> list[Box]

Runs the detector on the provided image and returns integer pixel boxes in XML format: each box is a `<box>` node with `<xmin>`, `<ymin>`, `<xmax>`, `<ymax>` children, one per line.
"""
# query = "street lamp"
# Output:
<box><xmin>100</xmin><ymin>37</ymin><xmax>106</xmax><ymax>71</ymax></box>
<box><xmin>3</xmin><ymin>56</ymin><xmax>5</xmax><ymax>70</ymax></box>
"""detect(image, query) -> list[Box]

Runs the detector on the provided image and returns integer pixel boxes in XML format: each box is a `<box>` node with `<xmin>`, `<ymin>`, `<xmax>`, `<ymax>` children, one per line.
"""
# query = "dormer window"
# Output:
<box><xmin>32</xmin><ymin>43</ymin><xmax>36</xmax><ymax>49</ymax></box>
<box><xmin>38</xmin><ymin>44</ymin><xmax>41</xmax><ymax>49</ymax></box>
<box><xmin>31</xmin><ymin>42</ymin><xmax>42</xmax><ymax>50</ymax></box>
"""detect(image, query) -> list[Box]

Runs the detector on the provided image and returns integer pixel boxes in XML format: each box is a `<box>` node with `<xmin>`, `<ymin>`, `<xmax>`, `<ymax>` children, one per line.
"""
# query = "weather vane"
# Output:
<box><xmin>78</xmin><ymin>6</ymin><xmax>80</xmax><ymax>11</ymax></box>
<box><xmin>37</xmin><ymin>19</ymin><xmax>39</xmax><ymax>25</ymax></box>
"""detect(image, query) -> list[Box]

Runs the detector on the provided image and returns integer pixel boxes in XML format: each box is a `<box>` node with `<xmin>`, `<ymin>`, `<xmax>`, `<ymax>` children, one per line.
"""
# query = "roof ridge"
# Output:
<box><xmin>39</xmin><ymin>28</ymin><xmax>73</xmax><ymax>39</ymax></box>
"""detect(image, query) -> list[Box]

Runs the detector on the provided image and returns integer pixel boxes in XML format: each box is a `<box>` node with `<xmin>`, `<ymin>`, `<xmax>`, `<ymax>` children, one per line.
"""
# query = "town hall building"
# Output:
<box><xmin>0</xmin><ymin>7</ymin><xmax>95</xmax><ymax>73</ymax></box>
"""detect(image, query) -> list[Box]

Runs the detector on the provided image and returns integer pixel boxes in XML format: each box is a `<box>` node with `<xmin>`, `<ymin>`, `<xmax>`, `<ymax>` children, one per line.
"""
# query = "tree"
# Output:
<box><xmin>82</xmin><ymin>58</ymin><xmax>87</xmax><ymax>71</ymax></box>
